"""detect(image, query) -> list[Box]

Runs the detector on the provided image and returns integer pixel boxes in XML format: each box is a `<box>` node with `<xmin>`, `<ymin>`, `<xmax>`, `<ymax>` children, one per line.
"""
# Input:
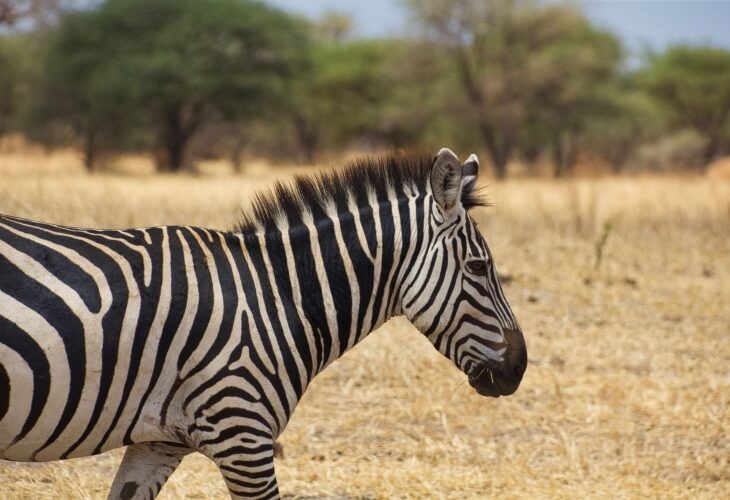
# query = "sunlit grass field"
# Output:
<box><xmin>0</xmin><ymin>150</ymin><xmax>728</xmax><ymax>499</ymax></box>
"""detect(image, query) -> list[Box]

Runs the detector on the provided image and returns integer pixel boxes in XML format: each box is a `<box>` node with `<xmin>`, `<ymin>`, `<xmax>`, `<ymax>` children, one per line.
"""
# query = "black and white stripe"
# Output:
<box><xmin>0</xmin><ymin>148</ymin><xmax>526</xmax><ymax>499</ymax></box>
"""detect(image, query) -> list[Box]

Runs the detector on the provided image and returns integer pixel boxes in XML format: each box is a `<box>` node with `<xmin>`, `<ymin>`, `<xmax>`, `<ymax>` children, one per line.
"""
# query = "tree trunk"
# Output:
<box><xmin>293</xmin><ymin>114</ymin><xmax>318</xmax><ymax>165</ymax></box>
<box><xmin>552</xmin><ymin>131</ymin><xmax>577</xmax><ymax>178</ymax></box>
<box><xmin>166</xmin><ymin>132</ymin><xmax>185</xmax><ymax>172</ymax></box>
<box><xmin>158</xmin><ymin>106</ymin><xmax>199</xmax><ymax>172</ymax></box>
<box><xmin>480</xmin><ymin>126</ymin><xmax>510</xmax><ymax>180</ymax></box>
<box><xmin>230</xmin><ymin>132</ymin><xmax>247</xmax><ymax>173</ymax></box>
<box><xmin>83</xmin><ymin>127</ymin><xmax>96</xmax><ymax>172</ymax></box>
<box><xmin>610</xmin><ymin>158</ymin><xmax>626</xmax><ymax>175</ymax></box>
<box><xmin>703</xmin><ymin>133</ymin><xmax>720</xmax><ymax>167</ymax></box>
<box><xmin>489</xmin><ymin>143</ymin><xmax>509</xmax><ymax>180</ymax></box>
<box><xmin>552</xmin><ymin>134</ymin><xmax>566</xmax><ymax>178</ymax></box>
<box><xmin>161</xmin><ymin>114</ymin><xmax>186</xmax><ymax>172</ymax></box>
<box><xmin>608</xmin><ymin>141</ymin><xmax>631</xmax><ymax>174</ymax></box>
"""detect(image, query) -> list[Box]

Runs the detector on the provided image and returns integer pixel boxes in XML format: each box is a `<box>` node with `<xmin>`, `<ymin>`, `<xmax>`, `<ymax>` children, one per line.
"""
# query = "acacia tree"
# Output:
<box><xmin>289</xmin><ymin>38</ymin><xmax>400</xmax><ymax>163</ymax></box>
<box><xmin>0</xmin><ymin>36</ymin><xmax>22</xmax><ymax>137</ymax></box>
<box><xmin>640</xmin><ymin>45</ymin><xmax>730</xmax><ymax>165</ymax></box>
<box><xmin>406</xmin><ymin>0</ymin><xmax>623</xmax><ymax>178</ymax></box>
<box><xmin>521</xmin><ymin>16</ymin><xmax>623</xmax><ymax>176</ymax></box>
<box><xmin>406</xmin><ymin>0</ymin><xmax>523</xmax><ymax>178</ymax></box>
<box><xmin>29</xmin><ymin>9</ymin><xmax>113</xmax><ymax>169</ymax></box>
<box><xmin>36</xmin><ymin>0</ymin><xmax>308</xmax><ymax>171</ymax></box>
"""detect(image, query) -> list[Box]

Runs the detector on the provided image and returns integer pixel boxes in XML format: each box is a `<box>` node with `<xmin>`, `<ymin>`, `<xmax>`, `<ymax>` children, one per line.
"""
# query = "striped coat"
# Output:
<box><xmin>0</xmin><ymin>148</ymin><xmax>526</xmax><ymax>499</ymax></box>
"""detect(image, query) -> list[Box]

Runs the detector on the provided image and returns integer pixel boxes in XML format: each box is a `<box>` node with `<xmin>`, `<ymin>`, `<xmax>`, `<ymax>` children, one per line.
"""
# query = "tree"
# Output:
<box><xmin>639</xmin><ymin>45</ymin><xmax>730</xmax><ymax>165</ymax></box>
<box><xmin>581</xmin><ymin>88</ymin><xmax>663</xmax><ymax>173</ymax></box>
<box><xmin>28</xmin><ymin>10</ymin><xmax>115</xmax><ymax>169</ymax></box>
<box><xmin>520</xmin><ymin>15</ymin><xmax>623</xmax><ymax>176</ymax></box>
<box><xmin>0</xmin><ymin>36</ymin><xmax>20</xmax><ymax>137</ymax></box>
<box><xmin>405</xmin><ymin>0</ymin><xmax>624</xmax><ymax>178</ymax></box>
<box><xmin>289</xmin><ymin>38</ymin><xmax>401</xmax><ymax>162</ymax></box>
<box><xmin>406</xmin><ymin>0</ymin><xmax>522</xmax><ymax>178</ymax></box>
<box><xmin>0</xmin><ymin>32</ymin><xmax>41</xmax><ymax>141</ymax></box>
<box><xmin>34</xmin><ymin>0</ymin><xmax>308</xmax><ymax>170</ymax></box>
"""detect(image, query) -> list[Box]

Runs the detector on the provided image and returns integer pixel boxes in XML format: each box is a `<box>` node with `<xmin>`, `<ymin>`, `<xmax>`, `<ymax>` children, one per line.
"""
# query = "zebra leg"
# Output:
<box><xmin>107</xmin><ymin>442</ymin><xmax>192</xmax><ymax>500</ymax></box>
<box><xmin>206</xmin><ymin>441</ymin><xmax>279</xmax><ymax>499</ymax></box>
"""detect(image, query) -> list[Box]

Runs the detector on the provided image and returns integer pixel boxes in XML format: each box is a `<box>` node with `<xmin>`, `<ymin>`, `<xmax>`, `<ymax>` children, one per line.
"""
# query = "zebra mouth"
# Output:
<box><xmin>467</xmin><ymin>328</ymin><xmax>527</xmax><ymax>398</ymax></box>
<box><xmin>468</xmin><ymin>359</ymin><xmax>524</xmax><ymax>398</ymax></box>
<box><xmin>468</xmin><ymin>364</ymin><xmax>503</xmax><ymax>398</ymax></box>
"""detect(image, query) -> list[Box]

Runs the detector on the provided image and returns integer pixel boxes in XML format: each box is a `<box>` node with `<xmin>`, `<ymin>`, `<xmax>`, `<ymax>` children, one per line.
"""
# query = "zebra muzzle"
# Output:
<box><xmin>468</xmin><ymin>328</ymin><xmax>527</xmax><ymax>398</ymax></box>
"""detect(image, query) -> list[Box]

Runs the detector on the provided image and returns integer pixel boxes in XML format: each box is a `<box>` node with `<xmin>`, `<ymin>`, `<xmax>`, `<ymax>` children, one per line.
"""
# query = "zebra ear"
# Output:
<box><xmin>460</xmin><ymin>153</ymin><xmax>479</xmax><ymax>197</ymax></box>
<box><xmin>430</xmin><ymin>147</ymin><xmax>463</xmax><ymax>217</ymax></box>
<box><xmin>462</xmin><ymin>153</ymin><xmax>479</xmax><ymax>183</ymax></box>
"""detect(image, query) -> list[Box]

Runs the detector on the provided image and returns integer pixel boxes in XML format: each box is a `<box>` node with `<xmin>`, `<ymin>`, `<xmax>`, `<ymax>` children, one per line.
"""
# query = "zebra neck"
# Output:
<box><xmin>240</xmin><ymin>192</ymin><xmax>422</xmax><ymax>385</ymax></box>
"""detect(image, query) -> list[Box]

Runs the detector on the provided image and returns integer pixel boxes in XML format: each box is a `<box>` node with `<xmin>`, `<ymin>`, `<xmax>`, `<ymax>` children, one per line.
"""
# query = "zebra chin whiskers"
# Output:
<box><xmin>465</xmin><ymin>359</ymin><xmax>488</xmax><ymax>379</ymax></box>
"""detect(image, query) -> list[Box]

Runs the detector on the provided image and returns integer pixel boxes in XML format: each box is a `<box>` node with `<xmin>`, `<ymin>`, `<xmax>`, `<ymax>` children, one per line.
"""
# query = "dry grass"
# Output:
<box><xmin>0</xmin><ymin>154</ymin><xmax>728</xmax><ymax>499</ymax></box>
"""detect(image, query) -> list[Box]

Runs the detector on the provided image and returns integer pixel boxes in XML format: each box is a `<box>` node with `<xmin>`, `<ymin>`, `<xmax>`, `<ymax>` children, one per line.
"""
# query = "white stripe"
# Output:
<box><xmin>0</xmin><ymin>343</ymin><xmax>34</xmax><ymax>456</ymax></box>
<box><xmin>0</xmin><ymin>290</ymin><xmax>70</xmax><ymax>460</ymax></box>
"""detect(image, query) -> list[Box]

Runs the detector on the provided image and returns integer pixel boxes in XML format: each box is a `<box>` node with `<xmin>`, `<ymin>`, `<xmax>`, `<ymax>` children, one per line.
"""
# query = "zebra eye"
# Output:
<box><xmin>466</xmin><ymin>260</ymin><xmax>488</xmax><ymax>276</ymax></box>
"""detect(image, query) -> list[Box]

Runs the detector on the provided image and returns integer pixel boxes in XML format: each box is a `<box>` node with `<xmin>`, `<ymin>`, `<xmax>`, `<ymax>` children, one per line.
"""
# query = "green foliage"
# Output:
<box><xmin>0</xmin><ymin>33</ymin><xmax>39</xmax><ymax>137</ymax></box>
<box><xmin>519</xmin><ymin>10</ymin><xmax>625</xmax><ymax>176</ymax></box>
<box><xmin>31</xmin><ymin>0</ymin><xmax>308</xmax><ymax>170</ymax></box>
<box><xmin>6</xmin><ymin>0</ymin><xmax>730</xmax><ymax>176</ymax></box>
<box><xmin>639</xmin><ymin>45</ymin><xmax>730</xmax><ymax>165</ymax></box>
<box><xmin>406</xmin><ymin>0</ymin><xmax>626</xmax><ymax>177</ymax></box>
<box><xmin>288</xmin><ymin>38</ymin><xmax>403</xmax><ymax>161</ymax></box>
<box><xmin>581</xmin><ymin>86</ymin><xmax>664</xmax><ymax>172</ymax></box>
<box><xmin>26</xmin><ymin>10</ymin><xmax>117</xmax><ymax>164</ymax></box>
<box><xmin>0</xmin><ymin>36</ymin><xmax>20</xmax><ymax>135</ymax></box>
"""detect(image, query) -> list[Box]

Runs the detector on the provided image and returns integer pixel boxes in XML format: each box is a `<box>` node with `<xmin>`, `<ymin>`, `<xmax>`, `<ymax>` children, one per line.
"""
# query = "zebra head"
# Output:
<box><xmin>402</xmin><ymin>148</ymin><xmax>527</xmax><ymax>398</ymax></box>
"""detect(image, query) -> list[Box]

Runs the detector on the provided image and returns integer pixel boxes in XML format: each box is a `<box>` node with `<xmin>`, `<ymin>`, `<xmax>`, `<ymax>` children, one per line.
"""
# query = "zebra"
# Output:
<box><xmin>0</xmin><ymin>148</ymin><xmax>526</xmax><ymax>499</ymax></box>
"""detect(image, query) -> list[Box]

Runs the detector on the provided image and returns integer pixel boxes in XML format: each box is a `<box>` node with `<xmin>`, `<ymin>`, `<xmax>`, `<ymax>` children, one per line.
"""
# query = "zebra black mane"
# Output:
<box><xmin>236</xmin><ymin>150</ymin><xmax>488</xmax><ymax>233</ymax></box>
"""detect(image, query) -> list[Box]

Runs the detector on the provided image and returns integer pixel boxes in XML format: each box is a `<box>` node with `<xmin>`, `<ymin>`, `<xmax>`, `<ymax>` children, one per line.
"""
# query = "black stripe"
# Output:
<box><xmin>0</xmin><ymin>361</ymin><xmax>8</xmax><ymax>422</ymax></box>
<box><xmin>314</xmin><ymin>216</ymin><xmax>353</xmax><ymax>355</ymax></box>
<box><xmin>262</xmin><ymin>228</ymin><xmax>314</xmax><ymax>380</ymax></box>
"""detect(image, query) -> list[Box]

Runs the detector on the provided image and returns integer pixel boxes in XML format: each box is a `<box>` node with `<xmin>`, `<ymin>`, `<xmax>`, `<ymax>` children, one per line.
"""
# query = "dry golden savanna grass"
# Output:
<box><xmin>0</xmin><ymin>149</ymin><xmax>728</xmax><ymax>499</ymax></box>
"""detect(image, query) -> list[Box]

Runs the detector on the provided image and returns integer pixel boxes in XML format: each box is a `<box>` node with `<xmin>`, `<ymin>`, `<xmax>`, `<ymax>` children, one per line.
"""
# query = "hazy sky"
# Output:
<box><xmin>268</xmin><ymin>0</ymin><xmax>730</xmax><ymax>50</ymax></box>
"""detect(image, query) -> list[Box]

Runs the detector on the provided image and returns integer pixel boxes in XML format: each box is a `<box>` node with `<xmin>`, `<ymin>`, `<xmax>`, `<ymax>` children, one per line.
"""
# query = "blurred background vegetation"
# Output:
<box><xmin>0</xmin><ymin>0</ymin><xmax>729</xmax><ymax>177</ymax></box>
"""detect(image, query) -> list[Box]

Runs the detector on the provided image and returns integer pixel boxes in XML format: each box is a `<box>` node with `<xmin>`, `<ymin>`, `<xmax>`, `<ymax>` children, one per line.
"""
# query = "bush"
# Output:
<box><xmin>632</xmin><ymin>130</ymin><xmax>707</xmax><ymax>171</ymax></box>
